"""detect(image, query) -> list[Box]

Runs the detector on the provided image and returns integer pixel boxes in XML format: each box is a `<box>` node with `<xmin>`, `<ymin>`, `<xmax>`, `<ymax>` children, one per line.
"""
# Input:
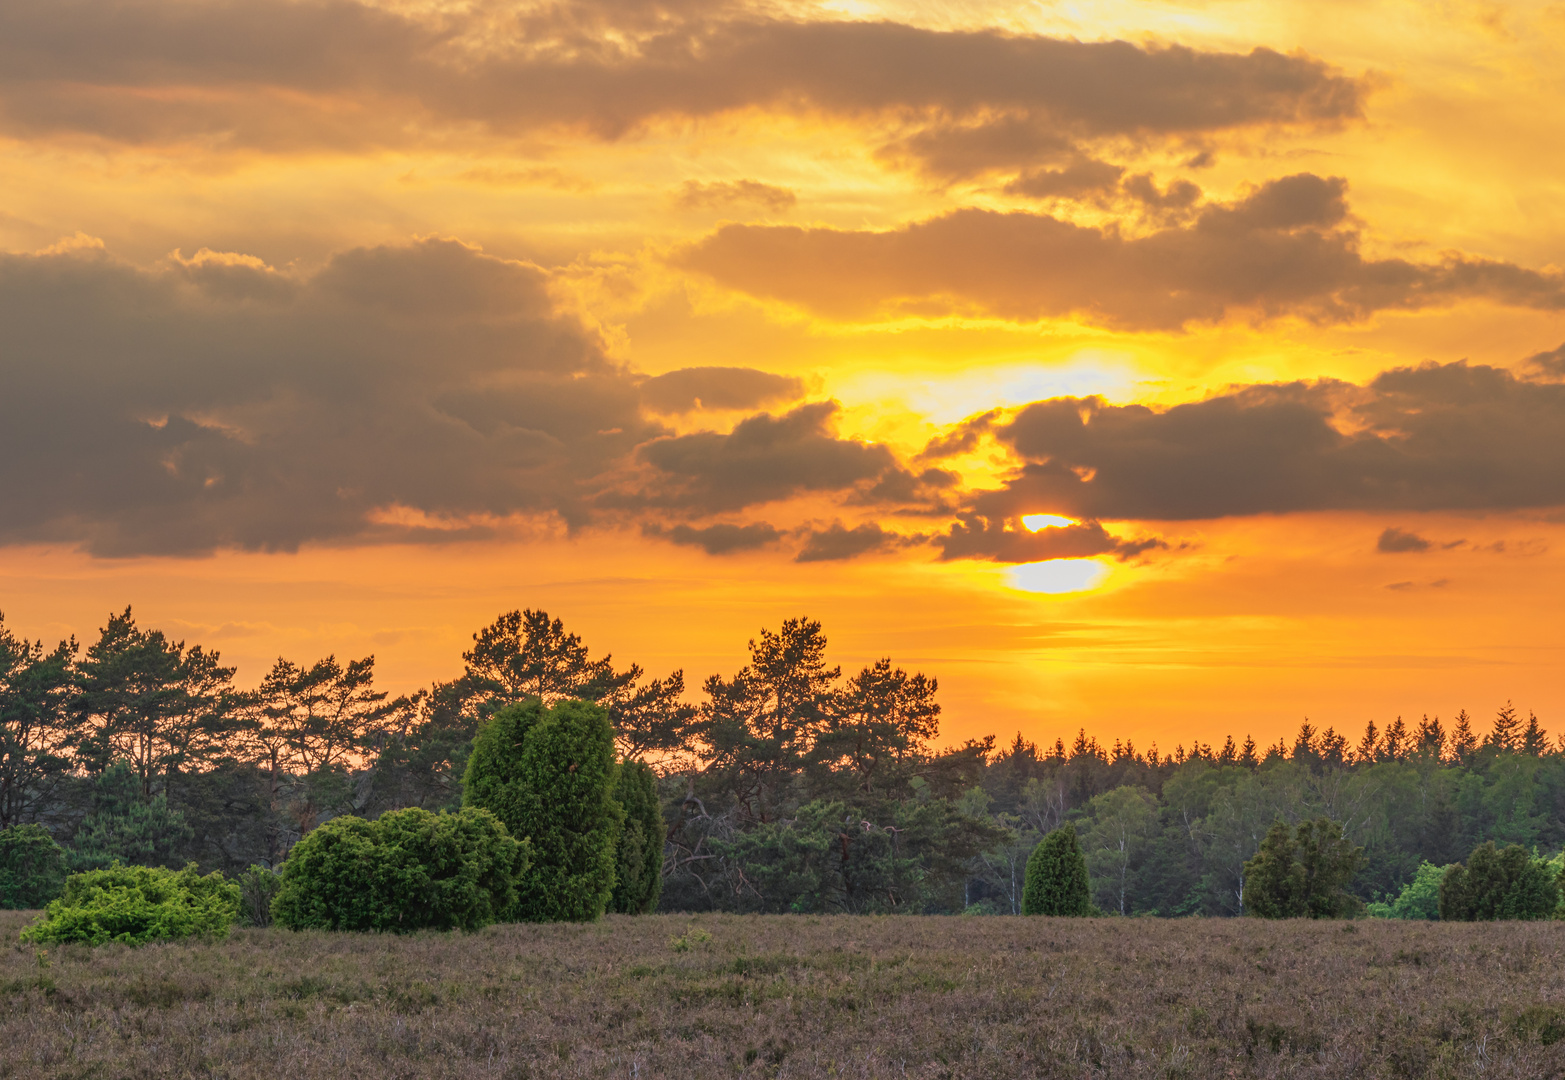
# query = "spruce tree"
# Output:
<box><xmin>1449</xmin><ymin>710</ymin><xmax>1478</xmax><ymax>762</ymax></box>
<box><xmin>464</xmin><ymin>698</ymin><xmax>623</xmax><ymax>922</ymax></box>
<box><xmin>1021</xmin><ymin>823</ymin><xmax>1091</xmax><ymax>916</ymax></box>
<box><xmin>608</xmin><ymin>758</ymin><xmax>664</xmax><ymax>914</ymax></box>
<box><xmin>1488</xmin><ymin>702</ymin><xmax>1522</xmax><ymax>753</ymax></box>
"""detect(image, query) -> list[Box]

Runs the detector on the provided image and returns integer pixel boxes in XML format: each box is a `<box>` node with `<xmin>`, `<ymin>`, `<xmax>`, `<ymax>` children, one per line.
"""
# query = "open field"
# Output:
<box><xmin>4</xmin><ymin>912</ymin><xmax>1565</xmax><ymax>1079</ymax></box>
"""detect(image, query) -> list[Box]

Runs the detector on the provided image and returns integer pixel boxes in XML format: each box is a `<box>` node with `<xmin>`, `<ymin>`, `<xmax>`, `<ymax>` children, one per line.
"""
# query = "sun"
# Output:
<box><xmin>1005</xmin><ymin>559</ymin><xmax>1110</xmax><ymax>595</ymax></box>
<box><xmin>1022</xmin><ymin>514</ymin><xmax>1077</xmax><ymax>531</ymax></box>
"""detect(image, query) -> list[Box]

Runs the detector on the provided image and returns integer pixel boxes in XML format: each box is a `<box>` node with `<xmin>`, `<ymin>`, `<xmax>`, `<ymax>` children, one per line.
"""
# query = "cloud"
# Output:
<box><xmin>935</xmin><ymin>517</ymin><xmax>1165</xmax><ymax>563</ymax></box>
<box><xmin>0</xmin><ymin>237</ymin><xmax>663</xmax><ymax>555</ymax></box>
<box><xmin>649</xmin><ymin>521</ymin><xmax>781</xmax><ymax>554</ymax></box>
<box><xmin>1003</xmin><ymin>158</ymin><xmax>1125</xmax><ymax>200</ymax></box>
<box><xmin>674</xmin><ymin>180</ymin><xmax>796</xmax><ymax>212</ymax></box>
<box><xmin>1377</xmin><ymin>527</ymin><xmax>1432</xmax><ymax>553</ymax></box>
<box><xmin>640</xmin><ymin>366</ymin><xmax>804</xmax><ymax>414</ymax></box>
<box><xmin>1525</xmin><ymin>342</ymin><xmax>1565</xmax><ymax>378</ymax></box>
<box><xmin>0</xmin><ymin>4</ymin><xmax>1364</xmax><ymax>153</ymax></box>
<box><xmin>633</xmin><ymin>402</ymin><xmax>897</xmax><ymax>512</ymax></box>
<box><xmin>794</xmin><ymin>522</ymin><xmax>909</xmax><ymax>562</ymax></box>
<box><xmin>956</xmin><ymin>359</ymin><xmax>1565</xmax><ymax>523</ymax></box>
<box><xmin>678</xmin><ymin>174</ymin><xmax>1565</xmax><ymax>330</ymax></box>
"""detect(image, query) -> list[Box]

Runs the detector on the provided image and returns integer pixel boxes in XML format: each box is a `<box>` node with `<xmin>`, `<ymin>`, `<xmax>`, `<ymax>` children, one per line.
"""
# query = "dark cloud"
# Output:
<box><xmin>640</xmin><ymin>366</ymin><xmax>804</xmax><ymax>414</ymax></box>
<box><xmin>0</xmin><ymin>4</ymin><xmax>1363</xmax><ymax>152</ymax></box>
<box><xmin>1003</xmin><ymin>158</ymin><xmax>1125</xmax><ymax>200</ymax></box>
<box><xmin>649</xmin><ymin>521</ymin><xmax>781</xmax><ymax>554</ymax></box>
<box><xmin>936</xmin><ymin>517</ymin><xmax>1165</xmax><ymax>563</ymax></box>
<box><xmin>0</xmin><ymin>238</ymin><xmax>661</xmax><ymax>555</ymax></box>
<box><xmin>634</xmin><ymin>402</ymin><xmax>897</xmax><ymax>512</ymax></box>
<box><xmin>957</xmin><ymin>360</ymin><xmax>1565</xmax><ymax>523</ymax></box>
<box><xmin>678</xmin><ymin>174</ymin><xmax>1565</xmax><ymax>329</ymax></box>
<box><xmin>1377</xmin><ymin>527</ymin><xmax>1432</xmax><ymax>553</ymax></box>
<box><xmin>849</xmin><ymin>466</ymin><xmax>960</xmax><ymax>508</ymax></box>
<box><xmin>674</xmin><ymin>180</ymin><xmax>796</xmax><ymax>212</ymax></box>
<box><xmin>795</xmin><ymin>522</ymin><xmax>906</xmax><ymax>563</ymax></box>
<box><xmin>1524</xmin><ymin>342</ymin><xmax>1565</xmax><ymax>378</ymax></box>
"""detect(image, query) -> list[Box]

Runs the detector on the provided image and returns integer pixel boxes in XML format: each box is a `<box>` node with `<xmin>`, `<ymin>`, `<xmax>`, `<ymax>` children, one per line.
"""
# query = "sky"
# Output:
<box><xmin>2</xmin><ymin>0</ymin><xmax>1563</xmax><ymax>753</ymax></box>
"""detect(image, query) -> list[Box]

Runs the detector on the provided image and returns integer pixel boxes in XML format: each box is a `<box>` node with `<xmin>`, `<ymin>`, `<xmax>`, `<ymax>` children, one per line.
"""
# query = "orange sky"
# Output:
<box><xmin>2</xmin><ymin>0</ymin><xmax>1563</xmax><ymax>752</ymax></box>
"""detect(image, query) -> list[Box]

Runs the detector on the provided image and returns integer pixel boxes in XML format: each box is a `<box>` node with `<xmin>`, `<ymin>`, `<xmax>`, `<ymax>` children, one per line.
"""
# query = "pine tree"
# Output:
<box><xmin>1449</xmin><ymin>710</ymin><xmax>1478</xmax><ymax>763</ymax></box>
<box><xmin>1021</xmin><ymin>823</ymin><xmax>1091</xmax><ymax>916</ymax></box>
<box><xmin>1238</xmin><ymin>735</ymin><xmax>1259</xmax><ymax>769</ymax></box>
<box><xmin>1381</xmin><ymin>716</ymin><xmax>1409</xmax><ymax>762</ymax></box>
<box><xmin>1355</xmin><ymin>720</ymin><xmax>1380</xmax><ymax>764</ymax></box>
<box><xmin>1292</xmin><ymin>721</ymin><xmax>1318</xmax><ymax>763</ymax></box>
<box><xmin>1217</xmin><ymin>735</ymin><xmax>1237</xmax><ymax>766</ymax></box>
<box><xmin>1488</xmin><ymin>702</ymin><xmax>1522</xmax><ymax>753</ymax></box>
<box><xmin>1414</xmin><ymin>715</ymin><xmax>1446</xmax><ymax>759</ymax></box>
<box><xmin>1521</xmin><ymin>712</ymin><xmax>1548</xmax><ymax>756</ymax></box>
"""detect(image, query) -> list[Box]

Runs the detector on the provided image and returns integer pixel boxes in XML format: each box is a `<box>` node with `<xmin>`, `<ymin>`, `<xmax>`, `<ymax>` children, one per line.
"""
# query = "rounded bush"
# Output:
<box><xmin>0</xmin><ymin>824</ymin><xmax>69</xmax><ymax>909</ymax></box>
<box><xmin>1439</xmin><ymin>841</ymin><xmax>1560</xmax><ymax>921</ymax></box>
<box><xmin>20</xmin><ymin>863</ymin><xmax>239</xmax><ymax>945</ymax></box>
<box><xmin>272</xmin><ymin>806</ymin><xmax>525</xmax><ymax>933</ymax></box>
<box><xmin>1022</xmin><ymin>823</ymin><xmax>1092</xmax><ymax>916</ymax></box>
<box><xmin>464</xmin><ymin>698</ymin><xmax>623</xmax><ymax>922</ymax></box>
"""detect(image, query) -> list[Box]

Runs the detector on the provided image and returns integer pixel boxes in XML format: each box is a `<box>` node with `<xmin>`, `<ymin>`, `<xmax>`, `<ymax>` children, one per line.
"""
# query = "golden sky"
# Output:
<box><xmin>2</xmin><ymin>0</ymin><xmax>1563</xmax><ymax>751</ymax></box>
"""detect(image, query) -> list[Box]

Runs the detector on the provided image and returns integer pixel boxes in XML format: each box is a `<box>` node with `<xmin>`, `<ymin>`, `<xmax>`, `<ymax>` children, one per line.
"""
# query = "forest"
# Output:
<box><xmin>2</xmin><ymin>605</ymin><xmax>1560</xmax><ymax>918</ymax></box>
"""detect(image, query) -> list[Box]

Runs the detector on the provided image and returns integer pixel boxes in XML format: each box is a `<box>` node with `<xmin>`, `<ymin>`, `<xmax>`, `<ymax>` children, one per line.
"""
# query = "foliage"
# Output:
<box><xmin>0</xmin><ymin>824</ymin><xmax>68</xmax><ymax>909</ymax></box>
<box><xmin>19</xmin><ymin>862</ymin><xmax>239</xmax><ymax>945</ymax></box>
<box><xmin>0</xmin><ymin>614</ymin><xmax>78</xmax><ymax>830</ymax></box>
<box><xmin>1439</xmin><ymin>841</ymin><xmax>1560</xmax><ymax>921</ymax></box>
<box><xmin>271</xmin><ymin>806</ymin><xmax>525</xmax><ymax>932</ymax></box>
<box><xmin>609</xmin><ymin>758</ymin><xmax>664</xmax><ymax>914</ymax></box>
<box><xmin>1022</xmin><ymin>823</ymin><xmax>1091</xmax><ymax>916</ymax></box>
<box><xmin>1366</xmin><ymin>860</ymin><xmax>1451</xmax><ymax>919</ymax></box>
<box><xmin>1243</xmin><ymin>817</ymin><xmax>1364</xmax><ymax>919</ymax></box>
<box><xmin>70</xmin><ymin>760</ymin><xmax>195</xmax><ymax>871</ymax></box>
<box><xmin>236</xmin><ymin>864</ymin><xmax>282</xmax><ymax>927</ymax></box>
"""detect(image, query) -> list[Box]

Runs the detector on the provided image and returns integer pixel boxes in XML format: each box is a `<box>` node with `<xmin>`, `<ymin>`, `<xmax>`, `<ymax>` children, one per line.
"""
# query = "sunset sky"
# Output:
<box><xmin>2</xmin><ymin>0</ymin><xmax>1563</xmax><ymax>753</ymax></box>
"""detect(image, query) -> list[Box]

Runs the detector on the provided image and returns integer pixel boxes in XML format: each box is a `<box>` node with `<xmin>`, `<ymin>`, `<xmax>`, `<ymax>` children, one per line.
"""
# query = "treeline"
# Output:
<box><xmin>2</xmin><ymin>606</ymin><xmax>1561</xmax><ymax>917</ymax></box>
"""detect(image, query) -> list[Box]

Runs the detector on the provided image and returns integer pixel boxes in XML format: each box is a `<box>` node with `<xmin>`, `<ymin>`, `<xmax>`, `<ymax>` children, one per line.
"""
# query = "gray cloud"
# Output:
<box><xmin>679</xmin><ymin>175</ymin><xmax>1565</xmax><ymax>329</ymax></box>
<box><xmin>633</xmin><ymin>402</ymin><xmax>897</xmax><ymax>513</ymax></box>
<box><xmin>649</xmin><ymin>521</ymin><xmax>781</xmax><ymax>554</ymax></box>
<box><xmin>936</xmin><ymin>517</ymin><xmax>1165</xmax><ymax>563</ymax></box>
<box><xmin>640</xmin><ymin>366</ymin><xmax>804</xmax><ymax>414</ymax></box>
<box><xmin>0</xmin><ymin>4</ymin><xmax>1363</xmax><ymax>152</ymax></box>
<box><xmin>795</xmin><ymin>521</ymin><xmax>908</xmax><ymax>562</ymax></box>
<box><xmin>0</xmin><ymin>239</ymin><xmax>662</xmax><ymax>555</ymax></box>
<box><xmin>958</xmin><ymin>360</ymin><xmax>1565</xmax><ymax>523</ymax></box>
<box><xmin>1003</xmin><ymin>158</ymin><xmax>1125</xmax><ymax>200</ymax></box>
<box><xmin>1377</xmin><ymin>527</ymin><xmax>1432</xmax><ymax>553</ymax></box>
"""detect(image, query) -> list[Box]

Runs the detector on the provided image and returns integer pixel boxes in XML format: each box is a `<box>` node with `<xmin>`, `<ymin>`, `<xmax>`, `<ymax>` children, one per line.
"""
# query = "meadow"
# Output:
<box><xmin>5</xmin><ymin>911</ymin><xmax>1565</xmax><ymax>1079</ymax></box>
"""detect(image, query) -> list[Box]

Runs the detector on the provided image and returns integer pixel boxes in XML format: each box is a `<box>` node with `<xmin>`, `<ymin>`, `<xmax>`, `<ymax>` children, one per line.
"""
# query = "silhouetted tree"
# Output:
<box><xmin>0</xmin><ymin>617</ymin><xmax>78</xmax><ymax>828</ymax></box>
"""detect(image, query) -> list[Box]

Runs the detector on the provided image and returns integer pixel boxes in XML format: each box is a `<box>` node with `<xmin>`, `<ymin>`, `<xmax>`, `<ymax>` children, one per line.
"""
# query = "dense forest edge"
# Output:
<box><xmin>2</xmin><ymin>605</ymin><xmax>1561</xmax><ymax>920</ymax></box>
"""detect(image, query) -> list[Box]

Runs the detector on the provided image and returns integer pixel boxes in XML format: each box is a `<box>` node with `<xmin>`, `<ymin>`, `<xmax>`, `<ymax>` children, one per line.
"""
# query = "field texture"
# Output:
<box><xmin>4</xmin><ymin>911</ymin><xmax>1565</xmax><ymax>1079</ymax></box>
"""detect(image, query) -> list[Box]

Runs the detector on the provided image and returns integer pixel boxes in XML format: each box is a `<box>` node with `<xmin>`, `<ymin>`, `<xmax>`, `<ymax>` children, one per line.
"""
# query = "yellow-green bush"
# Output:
<box><xmin>20</xmin><ymin>863</ymin><xmax>239</xmax><ymax>945</ymax></box>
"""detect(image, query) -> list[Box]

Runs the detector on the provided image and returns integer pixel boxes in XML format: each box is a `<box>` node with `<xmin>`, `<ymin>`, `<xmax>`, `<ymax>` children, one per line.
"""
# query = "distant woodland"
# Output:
<box><xmin>2</xmin><ymin>606</ymin><xmax>1559</xmax><ymax>917</ymax></box>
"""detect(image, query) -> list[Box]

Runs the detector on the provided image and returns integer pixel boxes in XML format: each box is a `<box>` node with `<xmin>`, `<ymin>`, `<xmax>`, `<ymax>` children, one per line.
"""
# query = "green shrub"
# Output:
<box><xmin>69</xmin><ymin>760</ymin><xmax>194</xmax><ymax>871</ymax></box>
<box><xmin>1366</xmin><ymin>861</ymin><xmax>1451</xmax><ymax>919</ymax></box>
<box><xmin>236</xmin><ymin>865</ymin><xmax>282</xmax><ymax>927</ymax></box>
<box><xmin>1439</xmin><ymin>841</ymin><xmax>1559</xmax><ymax>921</ymax></box>
<box><xmin>609</xmin><ymin>758</ymin><xmax>664</xmax><ymax>915</ymax></box>
<box><xmin>0</xmin><ymin>824</ymin><xmax>69</xmax><ymax>909</ymax></box>
<box><xmin>271</xmin><ymin>806</ymin><xmax>526</xmax><ymax>933</ymax></box>
<box><xmin>20</xmin><ymin>863</ymin><xmax>240</xmax><ymax>945</ymax></box>
<box><xmin>1022</xmin><ymin>823</ymin><xmax>1091</xmax><ymax>916</ymax></box>
<box><xmin>464</xmin><ymin>698</ymin><xmax>623</xmax><ymax>922</ymax></box>
<box><xmin>1243</xmin><ymin>817</ymin><xmax>1363</xmax><ymax>919</ymax></box>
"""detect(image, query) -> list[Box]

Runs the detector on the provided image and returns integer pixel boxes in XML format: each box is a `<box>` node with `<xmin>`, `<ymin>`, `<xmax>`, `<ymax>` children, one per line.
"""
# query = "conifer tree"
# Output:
<box><xmin>1381</xmin><ymin>717</ymin><xmax>1409</xmax><ymax>761</ymax></box>
<box><xmin>1488</xmin><ymin>702</ymin><xmax>1522</xmax><ymax>753</ymax></box>
<box><xmin>1242</xmin><ymin>818</ymin><xmax>1363</xmax><ymax>919</ymax></box>
<box><xmin>1449</xmin><ymin>710</ymin><xmax>1478</xmax><ymax>763</ymax></box>
<box><xmin>1521</xmin><ymin>713</ymin><xmax>1548</xmax><ymax>756</ymax></box>
<box><xmin>1021</xmin><ymin>823</ymin><xmax>1091</xmax><ymax>916</ymax></box>
<box><xmin>608</xmin><ymin>758</ymin><xmax>664</xmax><ymax>915</ymax></box>
<box><xmin>464</xmin><ymin>698</ymin><xmax>623</xmax><ymax>922</ymax></box>
<box><xmin>1414</xmin><ymin>715</ymin><xmax>1446</xmax><ymax>759</ymax></box>
<box><xmin>1238</xmin><ymin>735</ymin><xmax>1259</xmax><ymax>769</ymax></box>
<box><xmin>1355</xmin><ymin>720</ymin><xmax>1380</xmax><ymax>764</ymax></box>
<box><xmin>1439</xmin><ymin>841</ymin><xmax>1559</xmax><ymax>921</ymax></box>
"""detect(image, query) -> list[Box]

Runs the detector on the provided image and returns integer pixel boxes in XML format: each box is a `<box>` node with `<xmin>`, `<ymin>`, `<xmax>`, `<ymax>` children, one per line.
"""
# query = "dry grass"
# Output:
<box><xmin>4</xmin><ymin>910</ymin><xmax>1565</xmax><ymax>1078</ymax></box>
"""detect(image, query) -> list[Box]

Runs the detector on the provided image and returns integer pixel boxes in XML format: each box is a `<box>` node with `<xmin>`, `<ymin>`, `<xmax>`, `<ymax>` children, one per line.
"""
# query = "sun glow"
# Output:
<box><xmin>1004</xmin><ymin>559</ymin><xmax>1109</xmax><ymax>594</ymax></box>
<box><xmin>1022</xmin><ymin>514</ymin><xmax>1078</xmax><ymax>531</ymax></box>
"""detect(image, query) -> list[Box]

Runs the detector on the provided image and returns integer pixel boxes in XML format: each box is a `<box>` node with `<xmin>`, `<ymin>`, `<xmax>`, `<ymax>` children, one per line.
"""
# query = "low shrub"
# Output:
<box><xmin>1367</xmin><ymin>860</ymin><xmax>1452</xmax><ymax>919</ymax></box>
<box><xmin>1440</xmin><ymin>841</ymin><xmax>1559</xmax><ymax>921</ymax></box>
<box><xmin>237</xmin><ymin>865</ymin><xmax>283</xmax><ymax>927</ymax></box>
<box><xmin>0</xmin><ymin>824</ymin><xmax>69</xmax><ymax>909</ymax></box>
<box><xmin>19</xmin><ymin>863</ymin><xmax>240</xmax><ymax>945</ymax></box>
<box><xmin>271</xmin><ymin>806</ymin><xmax>527</xmax><ymax>933</ymax></box>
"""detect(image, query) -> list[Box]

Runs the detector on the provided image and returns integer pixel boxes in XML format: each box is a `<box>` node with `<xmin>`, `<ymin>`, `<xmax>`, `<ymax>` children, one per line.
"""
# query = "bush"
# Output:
<box><xmin>1439</xmin><ymin>841</ymin><xmax>1559</xmax><ymax>921</ymax></box>
<box><xmin>19</xmin><ymin>863</ymin><xmax>240</xmax><ymax>945</ymax></box>
<box><xmin>464</xmin><ymin>698</ymin><xmax>622</xmax><ymax>922</ymax></box>
<box><xmin>1022</xmin><ymin>823</ymin><xmax>1091</xmax><ymax>916</ymax></box>
<box><xmin>271</xmin><ymin>806</ymin><xmax>526</xmax><ymax>933</ymax></box>
<box><xmin>1243</xmin><ymin>817</ymin><xmax>1363</xmax><ymax>919</ymax></box>
<box><xmin>236</xmin><ymin>865</ymin><xmax>282</xmax><ymax>927</ymax></box>
<box><xmin>0</xmin><ymin>824</ymin><xmax>69</xmax><ymax>909</ymax></box>
<box><xmin>609</xmin><ymin>758</ymin><xmax>664</xmax><ymax>915</ymax></box>
<box><xmin>1367</xmin><ymin>861</ymin><xmax>1451</xmax><ymax>919</ymax></box>
<box><xmin>69</xmin><ymin>760</ymin><xmax>193</xmax><ymax>871</ymax></box>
